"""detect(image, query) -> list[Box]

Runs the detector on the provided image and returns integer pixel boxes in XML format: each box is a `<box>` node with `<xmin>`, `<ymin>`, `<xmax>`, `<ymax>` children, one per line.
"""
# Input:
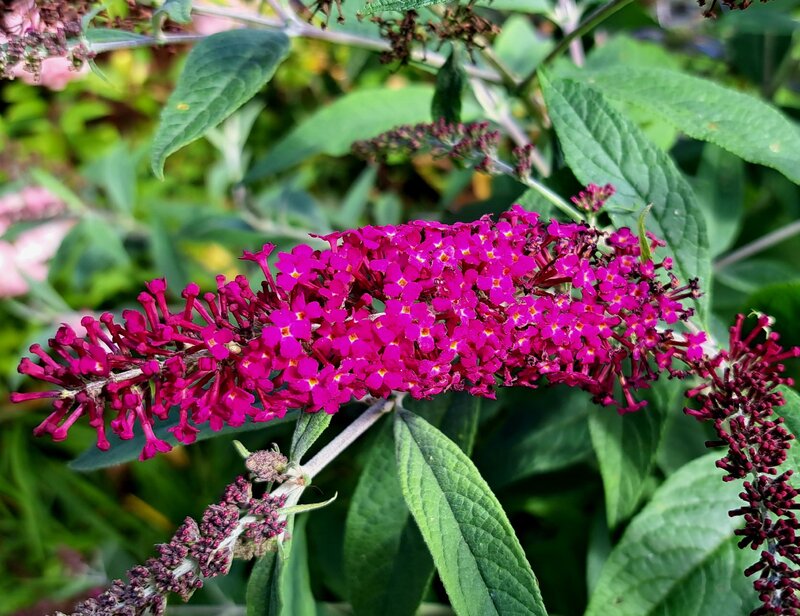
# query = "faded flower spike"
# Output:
<box><xmin>58</xmin><ymin>470</ymin><xmax>288</xmax><ymax>616</ymax></box>
<box><xmin>686</xmin><ymin>314</ymin><xmax>800</xmax><ymax>615</ymax></box>
<box><xmin>13</xmin><ymin>206</ymin><xmax>705</xmax><ymax>460</ymax></box>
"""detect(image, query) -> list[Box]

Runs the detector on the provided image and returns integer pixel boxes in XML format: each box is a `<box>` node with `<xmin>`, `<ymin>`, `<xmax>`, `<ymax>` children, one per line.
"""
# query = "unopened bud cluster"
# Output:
<box><xmin>60</xmin><ymin>452</ymin><xmax>290</xmax><ymax>616</ymax></box>
<box><xmin>0</xmin><ymin>0</ymin><xmax>92</xmax><ymax>81</ymax></box>
<box><xmin>686</xmin><ymin>314</ymin><xmax>800</xmax><ymax>614</ymax></box>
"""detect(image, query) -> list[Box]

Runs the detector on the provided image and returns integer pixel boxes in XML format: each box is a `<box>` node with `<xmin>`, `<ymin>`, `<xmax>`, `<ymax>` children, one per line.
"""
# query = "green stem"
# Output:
<box><xmin>521</xmin><ymin>176</ymin><xmax>584</xmax><ymax>222</ymax></box>
<box><xmin>518</xmin><ymin>0</ymin><xmax>635</xmax><ymax>92</ymax></box>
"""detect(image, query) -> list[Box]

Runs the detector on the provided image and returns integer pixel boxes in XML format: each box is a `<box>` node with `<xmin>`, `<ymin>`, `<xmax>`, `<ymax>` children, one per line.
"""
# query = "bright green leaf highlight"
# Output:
<box><xmin>151</xmin><ymin>29</ymin><xmax>290</xmax><ymax>179</ymax></box>
<box><xmin>637</xmin><ymin>204</ymin><xmax>653</xmax><ymax>263</ymax></box>
<box><xmin>582</xmin><ymin>67</ymin><xmax>800</xmax><ymax>185</ymax></box>
<box><xmin>394</xmin><ymin>408</ymin><xmax>548</xmax><ymax>616</ymax></box>
<box><xmin>587</xmin><ymin>453</ymin><xmax>758</xmax><ymax>616</ymax></box>
<box><xmin>540</xmin><ymin>73</ymin><xmax>710</xmax><ymax>318</ymax></box>
<box><xmin>246</xmin><ymin>86</ymin><xmax>434</xmax><ymax>180</ymax></box>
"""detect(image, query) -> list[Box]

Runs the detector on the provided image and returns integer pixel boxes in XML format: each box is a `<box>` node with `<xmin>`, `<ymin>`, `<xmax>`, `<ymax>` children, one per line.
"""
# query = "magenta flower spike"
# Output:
<box><xmin>12</xmin><ymin>206</ymin><xmax>705</xmax><ymax>460</ymax></box>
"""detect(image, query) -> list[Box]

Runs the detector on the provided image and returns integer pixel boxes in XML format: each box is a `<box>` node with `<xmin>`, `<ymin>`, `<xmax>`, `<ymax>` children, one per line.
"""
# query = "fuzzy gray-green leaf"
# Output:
<box><xmin>586</xmin><ymin>453</ymin><xmax>757</xmax><ymax>615</ymax></box>
<box><xmin>151</xmin><ymin>29</ymin><xmax>290</xmax><ymax>179</ymax></box>
<box><xmin>394</xmin><ymin>408</ymin><xmax>547</xmax><ymax>616</ymax></box>
<box><xmin>540</xmin><ymin>73</ymin><xmax>709</xmax><ymax>319</ymax></box>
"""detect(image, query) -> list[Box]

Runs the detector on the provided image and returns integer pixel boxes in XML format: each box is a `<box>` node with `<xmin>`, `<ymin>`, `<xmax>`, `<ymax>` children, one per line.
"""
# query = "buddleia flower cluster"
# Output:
<box><xmin>12</xmin><ymin>204</ymin><xmax>706</xmax><ymax>460</ymax></box>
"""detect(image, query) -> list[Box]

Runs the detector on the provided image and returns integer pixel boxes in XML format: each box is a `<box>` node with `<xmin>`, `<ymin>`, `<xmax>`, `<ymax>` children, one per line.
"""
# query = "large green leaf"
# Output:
<box><xmin>476</xmin><ymin>387</ymin><xmax>593</xmax><ymax>487</ymax></box>
<box><xmin>344</xmin><ymin>393</ymin><xmax>480</xmax><ymax>616</ymax></box>
<box><xmin>246</xmin><ymin>86</ymin><xmax>434</xmax><ymax>180</ymax></box>
<box><xmin>586</xmin><ymin>453</ymin><xmax>758</xmax><ymax>616</ymax></box>
<box><xmin>70</xmin><ymin>411</ymin><xmax>298</xmax><ymax>471</ymax></box>
<box><xmin>540</xmin><ymin>73</ymin><xmax>710</xmax><ymax>318</ymax></box>
<box><xmin>692</xmin><ymin>144</ymin><xmax>744</xmax><ymax>258</ymax></box>
<box><xmin>247</xmin><ymin>549</ymin><xmax>281</xmax><ymax>616</ymax></box>
<box><xmin>776</xmin><ymin>385</ymin><xmax>800</xmax><ymax>473</ymax></box>
<box><xmin>151</xmin><ymin>29</ymin><xmax>290</xmax><ymax>178</ymax></box>
<box><xmin>589</xmin><ymin>404</ymin><xmax>666</xmax><ymax>528</ymax></box>
<box><xmin>582</xmin><ymin>67</ymin><xmax>800</xmax><ymax>184</ymax></box>
<box><xmin>344</xmin><ymin>420</ymin><xmax>434</xmax><ymax>616</ymax></box>
<box><xmin>247</xmin><ymin>515</ymin><xmax>315</xmax><ymax>616</ymax></box>
<box><xmin>394</xmin><ymin>408</ymin><xmax>547</xmax><ymax>616</ymax></box>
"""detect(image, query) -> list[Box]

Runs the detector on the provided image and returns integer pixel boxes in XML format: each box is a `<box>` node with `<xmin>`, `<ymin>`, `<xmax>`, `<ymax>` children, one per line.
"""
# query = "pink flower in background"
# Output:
<box><xmin>1</xmin><ymin>0</ymin><xmax>88</xmax><ymax>90</ymax></box>
<box><xmin>0</xmin><ymin>185</ymin><xmax>64</xmax><ymax>234</ymax></box>
<box><xmin>0</xmin><ymin>220</ymin><xmax>74</xmax><ymax>297</ymax></box>
<box><xmin>193</xmin><ymin>1</ymin><xmax>249</xmax><ymax>35</ymax></box>
<box><xmin>0</xmin><ymin>185</ymin><xmax>71</xmax><ymax>297</ymax></box>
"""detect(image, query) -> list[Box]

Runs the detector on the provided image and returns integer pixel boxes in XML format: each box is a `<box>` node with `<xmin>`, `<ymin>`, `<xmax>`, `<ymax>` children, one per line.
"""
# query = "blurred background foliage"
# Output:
<box><xmin>3</xmin><ymin>0</ymin><xmax>800</xmax><ymax>614</ymax></box>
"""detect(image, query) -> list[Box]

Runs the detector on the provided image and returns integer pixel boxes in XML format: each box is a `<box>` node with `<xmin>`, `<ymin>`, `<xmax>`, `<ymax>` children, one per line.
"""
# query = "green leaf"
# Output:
<box><xmin>333</xmin><ymin>165</ymin><xmax>377</xmax><ymax>228</ymax></box>
<box><xmin>540</xmin><ymin>73</ymin><xmax>710</xmax><ymax>318</ymax></box>
<box><xmin>373</xmin><ymin>193</ymin><xmax>402</xmax><ymax>226</ymax></box>
<box><xmin>279</xmin><ymin>516</ymin><xmax>316</xmax><ymax>616</ymax></box>
<box><xmin>247</xmin><ymin>550</ymin><xmax>282</xmax><ymax>616</ymax></box>
<box><xmin>692</xmin><ymin>144</ymin><xmax>744</xmax><ymax>258</ymax></box>
<box><xmin>70</xmin><ymin>411</ymin><xmax>298</xmax><ymax>471</ymax></box>
<box><xmin>344</xmin><ymin>421</ymin><xmax>434</xmax><ymax>616</ymax></box>
<box><xmin>776</xmin><ymin>385</ymin><xmax>800</xmax><ymax>473</ymax></box>
<box><xmin>582</xmin><ymin>67</ymin><xmax>800</xmax><ymax>184</ymax></box>
<box><xmin>290</xmin><ymin>412</ymin><xmax>333</xmax><ymax>462</ymax></box>
<box><xmin>84</xmin><ymin>28</ymin><xmax>150</xmax><ymax>45</ymax></box>
<box><xmin>280</xmin><ymin>493</ymin><xmax>338</xmax><ymax>516</ymax></box>
<box><xmin>637</xmin><ymin>204</ymin><xmax>653</xmax><ymax>263</ymax></box>
<box><xmin>474</xmin><ymin>0</ymin><xmax>552</xmax><ymax>13</ymax></box>
<box><xmin>246</xmin><ymin>86</ymin><xmax>434</xmax><ymax>181</ymax></box>
<box><xmin>493</xmin><ymin>15</ymin><xmax>552</xmax><ymax>78</ymax></box>
<box><xmin>344</xmin><ymin>393</ymin><xmax>480</xmax><ymax>616</ymax></box>
<box><xmin>586</xmin><ymin>453</ymin><xmax>758</xmax><ymax>616</ymax></box>
<box><xmin>393</xmin><ymin>408</ymin><xmax>548</xmax><ymax>616</ymax></box>
<box><xmin>432</xmin><ymin>47</ymin><xmax>465</xmax><ymax>124</ymax></box>
<box><xmin>582</xmin><ymin>36</ymin><xmax>682</xmax><ymax>72</ymax></box>
<box><xmin>246</xmin><ymin>515</ymin><xmax>315</xmax><ymax>616</ymax></box>
<box><xmin>476</xmin><ymin>387</ymin><xmax>593</xmax><ymax>487</ymax></box>
<box><xmin>589</xmin><ymin>402</ymin><xmax>666</xmax><ymax>528</ymax></box>
<box><xmin>156</xmin><ymin>0</ymin><xmax>192</xmax><ymax>23</ymax></box>
<box><xmin>359</xmin><ymin>0</ymin><xmax>447</xmax><ymax>15</ymax></box>
<box><xmin>151</xmin><ymin>29</ymin><xmax>290</xmax><ymax>179</ymax></box>
<box><xmin>84</xmin><ymin>143</ymin><xmax>138</xmax><ymax>213</ymax></box>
